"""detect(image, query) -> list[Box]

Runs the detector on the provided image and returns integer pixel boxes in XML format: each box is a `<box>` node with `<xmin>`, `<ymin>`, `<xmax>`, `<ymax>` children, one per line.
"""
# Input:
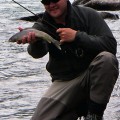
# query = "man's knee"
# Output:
<box><xmin>97</xmin><ymin>51</ymin><xmax>116</xmax><ymax>62</ymax></box>
<box><xmin>90</xmin><ymin>51</ymin><xmax>118</xmax><ymax>69</ymax></box>
<box><xmin>89</xmin><ymin>51</ymin><xmax>119</xmax><ymax>103</ymax></box>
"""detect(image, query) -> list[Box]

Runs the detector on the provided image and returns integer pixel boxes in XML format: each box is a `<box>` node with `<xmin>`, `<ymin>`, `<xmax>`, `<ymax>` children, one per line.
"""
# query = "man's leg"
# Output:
<box><xmin>85</xmin><ymin>51</ymin><xmax>119</xmax><ymax>119</ymax></box>
<box><xmin>31</xmin><ymin>70</ymin><xmax>88</xmax><ymax>120</ymax></box>
<box><xmin>31</xmin><ymin>97</ymin><xmax>79</xmax><ymax>120</ymax></box>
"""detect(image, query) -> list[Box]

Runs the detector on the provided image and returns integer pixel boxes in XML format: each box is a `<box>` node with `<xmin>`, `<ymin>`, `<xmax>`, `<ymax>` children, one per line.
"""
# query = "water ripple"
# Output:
<box><xmin>0</xmin><ymin>0</ymin><xmax>120</xmax><ymax>120</ymax></box>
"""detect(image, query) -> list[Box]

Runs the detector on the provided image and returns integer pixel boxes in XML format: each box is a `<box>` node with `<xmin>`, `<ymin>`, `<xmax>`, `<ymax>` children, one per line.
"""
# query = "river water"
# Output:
<box><xmin>0</xmin><ymin>0</ymin><xmax>120</xmax><ymax>120</ymax></box>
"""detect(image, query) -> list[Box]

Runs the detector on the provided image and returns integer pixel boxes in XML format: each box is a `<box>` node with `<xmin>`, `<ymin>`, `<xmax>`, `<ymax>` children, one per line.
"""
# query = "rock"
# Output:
<box><xmin>72</xmin><ymin>0</ymin><xmax>91</xmax><ymax>5</ymax></box>
<box><xmin>16</xmin><ymin>0</ymin><xmax>119</xmax><ymax>22</ymax></box>
<box><xmin>16</xmin><ymin>12</ymin><xmax>44</xmax><ymax>22</ymax></box>
<box><xmin>84</xmin><ymin>1</ymin><xmax>120</xmax><ymax>11</ymax></box>
<box><xmin>72</xmin><ymin>0</ymin><xmax>119</xmax><ymax>20</ymax></box>
<box><xmin>99</xmin><ymin>12</ymin><xmax>119</xmax><ymax>20</ymax></box>
<box><xmin>72</xmin><ymin>0</ymin><xmax>120</xmax><ymax>11</ymax></box>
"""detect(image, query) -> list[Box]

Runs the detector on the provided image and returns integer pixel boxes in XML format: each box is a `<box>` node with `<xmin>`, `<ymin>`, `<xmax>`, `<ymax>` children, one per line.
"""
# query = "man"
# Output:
<box><xmin>17</xmin><ymin>0</ymin><xmax>119</xmax><ymax>119</ymax></box>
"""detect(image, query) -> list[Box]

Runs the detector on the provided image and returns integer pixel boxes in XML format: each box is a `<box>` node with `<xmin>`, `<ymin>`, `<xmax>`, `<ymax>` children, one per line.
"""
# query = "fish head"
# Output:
<box><xmin>9</xmin><ymin>30</ymin><xmax>28</xmax><ymax>42</ymax></box>
<box><xmin>9</xmin><ymin>33</ymin><xmax>20</xmax><ymax>42</ymax></box>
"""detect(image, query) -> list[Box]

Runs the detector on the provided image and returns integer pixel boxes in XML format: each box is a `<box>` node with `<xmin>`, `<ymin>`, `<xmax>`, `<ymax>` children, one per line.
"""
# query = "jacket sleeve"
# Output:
<box><xmin>74</xmin><ymin>7</ymin><xmax>117</xmax><ymax>55</ymax></box>
<box><xmin>27</xmin><ymin>22</ymin><xmax>48</xmax><ymax>58</ymax></box>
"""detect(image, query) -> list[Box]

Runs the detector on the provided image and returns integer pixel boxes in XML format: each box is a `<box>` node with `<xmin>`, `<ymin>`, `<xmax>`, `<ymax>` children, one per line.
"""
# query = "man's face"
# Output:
<box><xmin>43</xmin><ymin>0</ymin><xmax>68</xmax><ymax>19</ymax></box>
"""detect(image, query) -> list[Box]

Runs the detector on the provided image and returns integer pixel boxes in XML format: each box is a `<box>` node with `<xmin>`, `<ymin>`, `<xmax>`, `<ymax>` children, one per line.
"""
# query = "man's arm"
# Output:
<box><xmin>27</xmin><ymin>22</ymin><xmax>48</xmax><ymax>58</ymax></box>
<box><xmin>75</xmin><ymin>7</ymin><xmax>117</xmax><ymax>55</ymax></box>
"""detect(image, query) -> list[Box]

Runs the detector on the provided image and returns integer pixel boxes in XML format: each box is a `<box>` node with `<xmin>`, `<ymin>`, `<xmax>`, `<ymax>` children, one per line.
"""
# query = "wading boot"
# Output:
<box><xmin>84</xmin><ymin>112</ymin><xmax>103</xmax><ymax>120</ymax></box>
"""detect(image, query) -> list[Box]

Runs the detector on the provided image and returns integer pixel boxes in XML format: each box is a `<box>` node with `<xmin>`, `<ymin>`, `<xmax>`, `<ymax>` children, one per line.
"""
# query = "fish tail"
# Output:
<box><xmin>52</xmin><ymin>40</ymin><xmax>61</xmax><ymax>50</ymax></box>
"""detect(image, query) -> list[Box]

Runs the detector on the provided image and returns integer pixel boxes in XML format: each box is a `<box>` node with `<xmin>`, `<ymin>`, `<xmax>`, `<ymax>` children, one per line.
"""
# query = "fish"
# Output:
<box><xmin>9</xmin><ymin>28</ymin><xmax>61</xmax><ymax>50</ymax></box>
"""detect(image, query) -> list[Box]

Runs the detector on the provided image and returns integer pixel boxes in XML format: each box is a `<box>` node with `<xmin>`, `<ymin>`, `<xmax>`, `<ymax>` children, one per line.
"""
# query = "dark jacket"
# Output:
<box><xmin>27</xmin><ymin>1</ymin><xmax>117</xmax><ymax>81</ymax></box>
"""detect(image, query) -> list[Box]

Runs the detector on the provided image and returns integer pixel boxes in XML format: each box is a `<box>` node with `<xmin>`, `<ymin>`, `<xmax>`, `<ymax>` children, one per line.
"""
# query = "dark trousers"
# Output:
<box><xmin>31</xmin><ymin>52</ymin><xmax>119</xmax><ymax>120</ymax></box>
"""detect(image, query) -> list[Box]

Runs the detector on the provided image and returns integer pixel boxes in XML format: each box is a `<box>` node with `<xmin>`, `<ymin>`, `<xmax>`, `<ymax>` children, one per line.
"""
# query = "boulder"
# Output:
<box><xmin>73</xmin><ymin>0</ymin><xmax>120</xmax><ymax>10</ymax></box>
<box><xmin>84</xmin><ymin>1</ymin><xmax>120</xmax><ymax>11</ymax></box>
<box><xmin>16</xmin><ymin>12</ymin><xmax>44</xmax><ymax>22</ymax></box>
<box><xmin>72</xmin><ymin>0</ymin><xmax>119</xmax><ymax>19</ymax></box>
<box><xmin>99</xmin><ymin>12</ymin><xmax>119</xmax><ymax>19</ymax></box>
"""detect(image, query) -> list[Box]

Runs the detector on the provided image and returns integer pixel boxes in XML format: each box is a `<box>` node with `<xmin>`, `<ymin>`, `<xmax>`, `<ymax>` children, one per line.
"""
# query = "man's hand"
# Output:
<box><xmin>56</xmin><ymin>28</ymin><xmax>77</xmax><ymax>44</ymax></box>
<box><xmin>17</xmin><ymin>27</ymin><xmax>36</xmax><ymax>44</ymax></box>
